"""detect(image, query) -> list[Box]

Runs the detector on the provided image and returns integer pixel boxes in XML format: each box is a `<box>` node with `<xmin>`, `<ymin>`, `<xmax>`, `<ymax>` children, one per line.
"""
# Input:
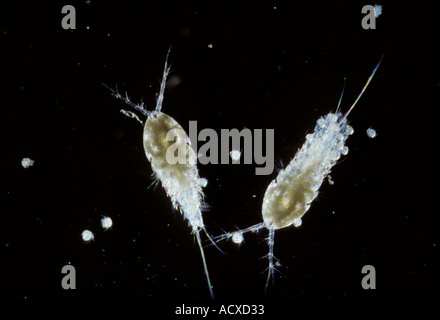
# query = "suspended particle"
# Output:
<box><xmin>101</xmin><ymin>216</ymin><xmax>113</xmax><ymax>230</ymax></box>
<box><xmin>167</xmin><ymin>74</ymin><xmax>182</xmax><ymax>89</ymax></box>
<box><xmin>213</xmin><ymin>55</ymin><xmax>383</xmax><ymax>290</ymax></box>
<box><xmin>231</xmin><ymin>231</ymin><xmax>244</xmax><ymax>244</ymax></box>
<box><xmin>293</xmin><ymin>218</ymin><xmax>302</xmax><ymax>227</ymax></box>
<box><xmin>366</xmin><ymin>127</ymin><xmax>377</xmax><ymax>138</ymax></box>
<box><xmin>328</xmin><ymin>175</ymin><xmax>334</xmax><ymax>185</ymax></box>
<box><xmin>82</xmin><ymin>230</ymin><xmax>94</xmax><ymax>242</ymax></box>
<box><xmin>230</xmin><ymin>150</ymin><xmax>242</xmax><ymax>162</ymax></box>
<box><xmin>199</xmin><ymin>178</ymin><xmax>208</xmax><ymax>188</ymax></box>
<box><xmin>21</xmin><ymin>158</ymin><xmax>34</xmax><ymax>169</ymax></box>
<box><xmin>120</xmin><ymin>109</ymin><xmax>142</xmax><ymax>124</ymax></box>
<box><xmin>207</xmin><ymin>44</ymin><xmax>213</xmax><ymax>49</ymax></box>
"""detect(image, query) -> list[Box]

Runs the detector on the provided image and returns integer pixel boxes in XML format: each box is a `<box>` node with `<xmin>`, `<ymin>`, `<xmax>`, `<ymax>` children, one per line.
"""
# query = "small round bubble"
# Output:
<box><xmin>21</xmin><ymin>158</ymin><xmax>34</xmax><ymax>169</ymax></box>
<box><xmin>230</xmin><ymin>150</ymin><xmax>241</xmax><ymax>161</ymax></box>
<box><xmin>231</xmin><ymin>231</ymin><xmax>244</xmax><ymax>244</ymax></box>
<box><xmin>81</xmin><ymin>230</ymin><xmax>94</xmax><ymax>242</ymax></box>
<box><xmin>101</xmin><ymin>216</ymin><xmax>113</xmax><ymax>229</ymax></box>
<box><xmin>293</xmin><ymin>218</ymin><xmax>302</xmax><ymax>227</ymax></box>
<box><xmin>366</xmin><ymin>128</ymin><xmax>377</xmax><ymax>138</ymax></box>
<box><xmin>199</xmin><ymin>178</ymin><xmax>208</xmax><ymax>187</ymax></box>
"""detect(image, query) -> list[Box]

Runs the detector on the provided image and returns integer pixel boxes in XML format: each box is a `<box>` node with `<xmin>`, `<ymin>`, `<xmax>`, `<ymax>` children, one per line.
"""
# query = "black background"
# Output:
<box><xmin>1</xmin><ymin>0</ymin><xmax>438</xmax><ymax>307</ymax></box>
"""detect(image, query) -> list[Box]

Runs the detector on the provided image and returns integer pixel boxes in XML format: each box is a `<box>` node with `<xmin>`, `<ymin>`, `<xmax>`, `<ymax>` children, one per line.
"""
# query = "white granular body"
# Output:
<box><xmin>101</xmin><ymin>216</ymin><xmax>113</xmax><ymax>229</ymax></box>
<box><xmin>366</xmin><ymin>127</ymin><xmax>377</xmax><ymax>138</ymax></box>
<box><xmin>21</xmin><ymin>158</ymin><xmax>34</xmax><ymax>168</ymax></box>
<box><xmin>81</xmin><ymin>230</ymin><xmax>94</xmax><ymax>242</ymax></box>
<box><xmin>231</xmin><ymin>231</ymin><xmax>244</xmax><ymax>244</ymax></box>
<box><xmin>230</xmin><ymin>150</ymin><xmax>241</xmax><ymax>162</ymax></box>
<box><xmin>293</xmin><ymin>218</ymin><xmax>302</xmax><ymax>227</ymax></box>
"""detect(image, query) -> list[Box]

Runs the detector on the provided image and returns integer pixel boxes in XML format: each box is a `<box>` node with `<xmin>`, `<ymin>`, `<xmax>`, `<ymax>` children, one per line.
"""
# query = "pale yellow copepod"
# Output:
<box><xmin>104</xmin><ymin>50</ymin><xmax>220</xmax><ymax>299</ymax></box>
<box><xmin>214</xmin><ymin>56</ymin><xmax>383</xmax><ymax>289</ymax></box>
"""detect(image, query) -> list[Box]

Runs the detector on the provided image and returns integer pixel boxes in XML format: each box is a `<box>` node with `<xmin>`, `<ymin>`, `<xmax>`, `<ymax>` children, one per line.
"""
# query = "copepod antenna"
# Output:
<box><xmin>195</xmin><ymin>229</ymin><xmax>215</xmax><ymax>299</ymax></box>
<box><xmin>102</xmin><ymin>82</ymin><xmax>149</xmax><ymax>117</ymax></box>
<box><xmin>103</xmin><ymin>46</ymin><xmax>174</xmax><ymax>117</ymax></box>
<box><xmin>156</xmin><ymin>46</ymin><xmax>172</xmax><ymax>112</ymax></box>
<box><xmin>343</xmin><ymin>54</ymin><xmax>384</xmax><ymax>119</ymax></box>
<box><xmin>335</xmin><ymin>77</ymin><xmax>346</xmax><ymax>114</ymax></box>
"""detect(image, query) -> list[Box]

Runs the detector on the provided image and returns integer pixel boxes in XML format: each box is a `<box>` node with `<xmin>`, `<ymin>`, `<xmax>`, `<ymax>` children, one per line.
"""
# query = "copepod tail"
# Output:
<box><xmin>196</xmin><ymin>230</ymin><xmax>215</xmax><ymax>299</ymax></box>
<box><xmin>264</xmin><ymin>225</ymin><xmax>276</xmax><ymax>292</ymax></box>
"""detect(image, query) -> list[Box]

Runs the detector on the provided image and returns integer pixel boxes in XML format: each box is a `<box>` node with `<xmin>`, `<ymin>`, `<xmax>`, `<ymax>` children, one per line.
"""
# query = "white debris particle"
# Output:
<box><xmin>374</xmin><ymin>5</ymin><xmax>382</xmax><ymax>18</ymax></box>
<box><xmin>366</xmin><ymin>128</ymin><xmax>377</xmax><ymax>138</ymax></box>
<box><xmin>293</xmin><ymin>218</ymin><xmax>302</xmax><ymax>227</ymax></box>
<box><xmin>231</xmin><ymin>231</ymin><xmax>244</xmax><ymax>244</ymax></box>
<box><xmin>230</xmin><ymin>150</ymin><xmax>241</xmax><ymax>161</ymax></box>
<box><xmin>199</xmin><ymin>178</ymin><xmax>208</xmax><ymax>188</ymax></box>
<box><xmin>328</xmin><ymin>175</ymin><xmax>334</xmax><ymax>185</ymax></box>
<box><xmin>120</xmin><ymin>109</ymin><xmax>143</xmax><ymax>125</ymax></box>
<box><xmin>167</xmin><ymin>74</ymin><xmax>182</xmax><ymax>88</ymax></box>
<box><xmin>21</xmin><ymin>158</ymin><xmax>34</xmax><ymax>168</ymax></box>
<box><xmin>81</xmin><ymin>230</ymin><xmax>94</xmax><ymax>242</ymax></box>
<box><xmin>207</xmin><ymin>44</ymin><xmax>213</xmax><ymax>48</ymax></box>
<box><xmin>101</xmin><ymin>216</ymin><xmax>113</xmax><ymax>229</ymax></box>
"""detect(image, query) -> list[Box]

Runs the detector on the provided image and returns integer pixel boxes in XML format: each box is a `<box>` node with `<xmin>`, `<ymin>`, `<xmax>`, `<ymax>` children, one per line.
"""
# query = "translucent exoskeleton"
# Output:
<box><xmin>213</xmin><ymin>56</ymin><xmax>384</xmax><ymax>290</ymax></box>
<box><xmin>104</xmin><ymin>49</ymin><xmax>220</xmax><ymax>299</ymax></box>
